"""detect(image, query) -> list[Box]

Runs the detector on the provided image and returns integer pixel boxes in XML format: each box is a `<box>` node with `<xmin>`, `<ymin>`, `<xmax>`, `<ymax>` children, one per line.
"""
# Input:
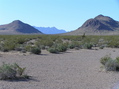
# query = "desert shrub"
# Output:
<box><xmin>68</xmin><ymin>43</ymin><xmax>75</xmax><ymax>49</ymax></box>
<box><xmin>38</xmin><ymin>40</ymin><xmax>54</xmax><ymax>47</ymax></box>
<box><xmin>81</xmin><ymin>33</ymin><xmax>86</xmax><ymax>39</ymax></box>
<box><xmin>0</xmin><ymin>48</ymin><xmax>9</xmax><ymax>52</ymax></box>
<box><xmin>107</xmin><ymin>40</ymin><xmax>119</xmax><ymax>48</ymax></box>
<box><xmin>48</xmin><ymin>47</ymin><xmax>59</xmax><ymax>53</ymax></box>
<box><xmin>56</xmin><ymin>44</ymin><xmax>67</xmax><ymax>52</ymax></box>
<box><xmin>100</xmin><ymin>56</ymin><xmax>111</xmax><ymax>65</ymax></box>
<box><xmin>30</xmin><ymin>47</ymin><xmax>41</xmax><ymax>54</ymax></box>
<box><xmin>48</xmin><ymin>43</ymin><xmax>67</xmax><ymax>53</ymax></box>
<box><xmin>0</xmin><ymin>62</ymin><xmax>29</xmax><ymax>80</ymax></box>
<box><xmin>116</xmin><ymin>57</ymin><xmax>119</xmax><ymax>63</ymax></box>
<box><xmin>104</xmin><ymin>59</ymin><xmax>119</xmax><ymax>71</ymax></box>
<box><xmin>25</xmin><ymin>45</ymin><xmax>33</xmax><ymax>52</ymax></box>
<box><xmin>100</xmin><ymin>56</ymin><xmax>119</xmax><ymax>71</ymax></box>
<box><xmin>83</xmin><ymin>43</ymin><xmax>93</xmax><ymax>49</ymax></box>
<box><xmin>15</xmin><ymin>38</ymin><xmax>26</xmax><ymax>44</ymax></box>
<box><xmin>40</xmin><ymin>45</ymin><xmax>46</xmax><ymax>50</ymax></box>
<box><xmin>15</xmin><ymin>45</ymin><xmax>26</xmax><ymax>52</ymax></box>
<box><xmin>99</xmin><ymin>45</ymin><xmax>104</xmax><ymax>49</ymax></box>
<box><xmin>68</xmin><ymin>41</ymin><xmax>80</xmax><ymax>49</ymax></box>
<box><xmin>0</xmin><ymin>41</ymin><xmax>16</xmax><ymax>52</ymax></box>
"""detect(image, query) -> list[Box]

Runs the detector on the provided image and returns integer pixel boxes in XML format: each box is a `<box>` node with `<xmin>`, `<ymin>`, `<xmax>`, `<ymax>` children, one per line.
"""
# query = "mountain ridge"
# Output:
<box><xmin>0</xmin><ymin>20</ymin><xmax>42</xmax><ymax>34</ymax></box>
<box><xmin>65</xmin><ymin>15</ymin><xmax>119</xmax><ymax>35</ymax></box>
<box><xmin>34</xmin><ymin>26</ymin><xmax>66</xmax><ymax>34</ymax></box>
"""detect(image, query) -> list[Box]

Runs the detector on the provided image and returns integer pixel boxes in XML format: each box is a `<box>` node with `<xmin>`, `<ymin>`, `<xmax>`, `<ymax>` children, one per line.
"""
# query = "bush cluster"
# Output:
<box><xmin>0</xmin><ymin>62</ymin><xmax>29</xmax><ymax>80</ymax></box>
<box><xmin>83</xmin><ymin>43</ymin><xmax>93</xmax><ymax>49</ymax></box>
<box><xmin>30</xmin><ymin>47</ymin><xmax>41</xmax><ymax>54</ymax></box>
<box><xmin>100</xmin><ymin>56</ymin><xmax>119</xmax><ymax>71</ymax></box>
<box><xmin>48</xmin><ymin>43</ymin><xmax>67</xmax><ymax>53</ymax></box>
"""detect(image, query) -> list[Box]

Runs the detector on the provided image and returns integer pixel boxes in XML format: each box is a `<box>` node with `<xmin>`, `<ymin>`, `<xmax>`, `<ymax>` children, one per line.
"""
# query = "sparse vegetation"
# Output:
<box><xmin>0</xmin><ymin>35</ymin><xmax>119</xmax><ymax>54</ymax></box>
<box><xmin>0</xmin><ymin>62</ymin><xmax>29</xmax><ymax>80</ymax></box>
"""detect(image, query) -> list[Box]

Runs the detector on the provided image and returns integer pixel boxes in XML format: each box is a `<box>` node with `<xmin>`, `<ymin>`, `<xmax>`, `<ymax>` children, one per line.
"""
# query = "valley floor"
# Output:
<box><xmin>0</xmin><ymin>48</ymin><xmax>119</xmax><ymax>89</ymax></box>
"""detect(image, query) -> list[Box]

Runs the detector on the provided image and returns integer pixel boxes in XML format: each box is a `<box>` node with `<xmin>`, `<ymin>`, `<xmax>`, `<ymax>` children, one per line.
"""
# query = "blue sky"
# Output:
<box><xmin>0</xmin><ymin>0</ymin><xmax>119</xmax><ymax>31</ymax></box>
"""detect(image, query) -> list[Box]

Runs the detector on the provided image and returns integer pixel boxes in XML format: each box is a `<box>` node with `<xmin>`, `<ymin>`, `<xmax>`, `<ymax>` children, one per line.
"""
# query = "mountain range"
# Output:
<box><xmin>0</xmin><ymin>20</ymin><xmax>66</xmax><ymax>34</ymax></box>
<box><xmin>0</xmin><ymin>14</ymin><xmax>119</xmax><ymax>35</ymax></box>
<box><xmin>65</xmin><ymin>15</ymin><xmax>119</xmax><ymax>35</ymax></box>
<box><xmin>34</xmin><ymin>26</ymin><xmax>66</xmax><ymax>34</ymax></box>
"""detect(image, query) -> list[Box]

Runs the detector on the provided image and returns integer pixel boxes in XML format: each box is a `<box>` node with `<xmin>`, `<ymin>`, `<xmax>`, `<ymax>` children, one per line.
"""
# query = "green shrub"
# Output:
<box><xmin>83</xmin><ymin>43</ymin><xmax>93</xmax><ymax>49</ymax></box>
<box><xmin>99</xmin><ymin>45</ymin><xmax>104</xmax><ymax>49</ymax></box>
<box><xmin>100</xmin><ymin>56</ymin><xmax>119</xmax><ymax>71</ymax></box>
<box><xmin>15</xmin><ymin>38</ymin><xmax>26</xmax><ymax>44</ymax></box>
<box><xmin>48</xmin><ymin>47</ymin><xmax>59</xmax><ymax>53</ymax></box>
<box><xmin>48</xmin><ymin>43</ymin><xmax>67</xmax><ymax>53</ymax></box>
<box><xmin>68</xmin><ymin>41</ymin><xmax>80</xmax><ymax>49</ymax></box>
<box><xmin>116</xmin><ymin>57</ymin><xmax>119</xmax><ymax>63</ymax></box>
<box><xmin>105</xmin><ymin>59</ymin><xmax>119</xmax><ymax>71</ymax></box>
<box><xmin>0</xmin><ymin>62</ymin><xmax>29</xmax><ymax>80</ymax></box>
<box><xmin>25</xmin><ymin>45</ymin><xmax>32</xmax><ymax>52</ymax></box>
<box><xmin>68</xmin><ymin>43</ymin><xmax>75</xmax><ymax>49</ymax></box>
<box><xmin>1</xmin><ymin>48</ymin><xmax>9</xmax><ymax>52</ymax></box>
<box><xmin>100</xmin><ymin>56</ymin><xmax>111</xmax><ymax>65</ymax></box>
<box><xmin>0</xmin><ymin>41</ymin><xmax>16</xmax><ymax>52</ymax></box>
<box><xmin>56</xmin><ymin>44</ymin><xmax>67</xmax><ymax>52</ymax></box>
<box><xmin>30</xmin><ymin>47</ymin><xmax>41</xmax><ymax>54</ymax></box>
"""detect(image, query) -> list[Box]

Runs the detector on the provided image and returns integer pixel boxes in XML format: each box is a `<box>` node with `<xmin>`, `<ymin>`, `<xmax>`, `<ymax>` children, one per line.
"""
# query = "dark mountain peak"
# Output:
<box><xmin>0</xmin><ymin>20</ymin><xmax>42</xmax><ymax>34</ymax></box>
<box><xmin>10</xmin><ymin>20</ymin><xmax>26</xmax><ymax>26</ymax></box>
<box><xmin>94</xmin><ymin>14</ymin><xmax>113</xmax><ymax>21</ymax></box>
<box><xmin>95</xmin><ymin>14</ymin><xmax>105</xmax><ymax>18</ymax></box>
<box><xmin>81</xmin><ymin>14</ymin><xmax>119</xmax><ymax>29</ymax></box>
<box><xmin>81</xmin><ymin>19</ymin><xmax>100</xmax><ymax>27</ymax></box>
<box><xmin>12</xmin><ymin>20</ymin><xmax>22</xmax><ymax>23</ymax></box>
<box><xmin>66</xmin><ymin>15</ymin><xmax>119</xmax><ymax>35</ymax></box>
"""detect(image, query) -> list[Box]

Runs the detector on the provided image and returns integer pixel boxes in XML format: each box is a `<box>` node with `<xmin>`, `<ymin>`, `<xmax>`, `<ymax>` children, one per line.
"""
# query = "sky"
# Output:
<box><xmin>0</xmin><ymin>0</ymin><xmax>119</xmax><ymax>31</ymax></box>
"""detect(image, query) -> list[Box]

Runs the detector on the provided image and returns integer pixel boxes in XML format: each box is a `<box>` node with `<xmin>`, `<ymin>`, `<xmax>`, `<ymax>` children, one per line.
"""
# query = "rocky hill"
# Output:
<box><xmin>66</xmin><ymin>15</ymin><xmax>119</xmax><ymax>35</ymax></box>
<box><xmin>0</xmin><ymin>20</ymin><xmax>42</xmax><ymax>34</ymax></box>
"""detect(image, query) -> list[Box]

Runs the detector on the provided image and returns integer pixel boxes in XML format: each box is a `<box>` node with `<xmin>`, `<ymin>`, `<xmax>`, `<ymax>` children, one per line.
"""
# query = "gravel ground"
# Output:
<box><xmin>0</xmin><ymin>48</ymin><xmax>119</xmax><ymax>89</ymax></box>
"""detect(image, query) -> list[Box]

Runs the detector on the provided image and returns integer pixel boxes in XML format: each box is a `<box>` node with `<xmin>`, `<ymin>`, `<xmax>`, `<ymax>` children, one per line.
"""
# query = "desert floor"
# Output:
<box><xmin>0</xmin><ymin>48</ymin><xmax>119</xmax><ymax>89</ymax></box>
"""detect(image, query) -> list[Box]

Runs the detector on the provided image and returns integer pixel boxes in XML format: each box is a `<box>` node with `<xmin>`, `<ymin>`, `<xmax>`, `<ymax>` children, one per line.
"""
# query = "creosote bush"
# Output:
<box><xmin>100</xmin><ymin>56</ymin><xmax>119</xmax><ymax>71</ymax></box>
<box><xmin>83</xmin><ymin>43</ymin><xmax>93</xmax><ymax>49</ymax></box>
<box><xmin>30</xmin><ymin>47</ymin><xmax>41</xmax><ymax>54</ymax></box>
<box><xmin>0</xmin><ymin>62</ymin><xmax>29</xmax><ymax>80</ymax></box>
<box><xmin>100</xmin><ymin>55</ymin><xmax>111</xmax><ymax>65</ymax></box>
<box><xmin>48</xmin><ymin>47</ymin><xmax>59</xmax><ymax>53</ymax></box>
<box><xmin>48</xmin><ymin>43</ymin><xmax>67</xmax><ymax>53</ymax></box>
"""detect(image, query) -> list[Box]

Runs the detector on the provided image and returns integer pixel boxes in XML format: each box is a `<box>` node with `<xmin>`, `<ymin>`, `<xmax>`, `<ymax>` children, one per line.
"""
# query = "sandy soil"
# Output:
<box><xmin>0</xmin><ymin>48</ymin><xmax>119</xmax><ymax>89</ymax></box>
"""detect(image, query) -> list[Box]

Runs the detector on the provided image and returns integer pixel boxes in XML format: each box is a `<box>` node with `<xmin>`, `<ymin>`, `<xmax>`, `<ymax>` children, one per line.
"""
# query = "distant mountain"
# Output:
<box><xmin>65</xmin><ymin>15</ymin><xmax>119</xmax><ymax>35</ymax></box>
<box><xmin>0</xmin><ymin>20</ymin><xmax>42</xmax><ymax>34</ymax></box>
<box><xmin>34</xmin><ymin>26</ymin><xmax>66</xmax><ymax>34</ymax></box>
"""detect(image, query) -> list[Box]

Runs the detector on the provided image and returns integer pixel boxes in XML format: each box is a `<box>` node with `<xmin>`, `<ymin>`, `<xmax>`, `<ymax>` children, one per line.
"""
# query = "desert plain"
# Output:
<box><xmin>0</xmin><ymin>48</ymin><xmax>119</xmax><ymax>89</ymax></box>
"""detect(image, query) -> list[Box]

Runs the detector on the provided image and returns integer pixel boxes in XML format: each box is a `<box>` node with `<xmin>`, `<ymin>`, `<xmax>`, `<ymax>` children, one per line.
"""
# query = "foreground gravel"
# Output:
<box><xmin>0</xmin><ymin>48</ymin><xmax>119</xmax><ymax>89</ymax></box>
